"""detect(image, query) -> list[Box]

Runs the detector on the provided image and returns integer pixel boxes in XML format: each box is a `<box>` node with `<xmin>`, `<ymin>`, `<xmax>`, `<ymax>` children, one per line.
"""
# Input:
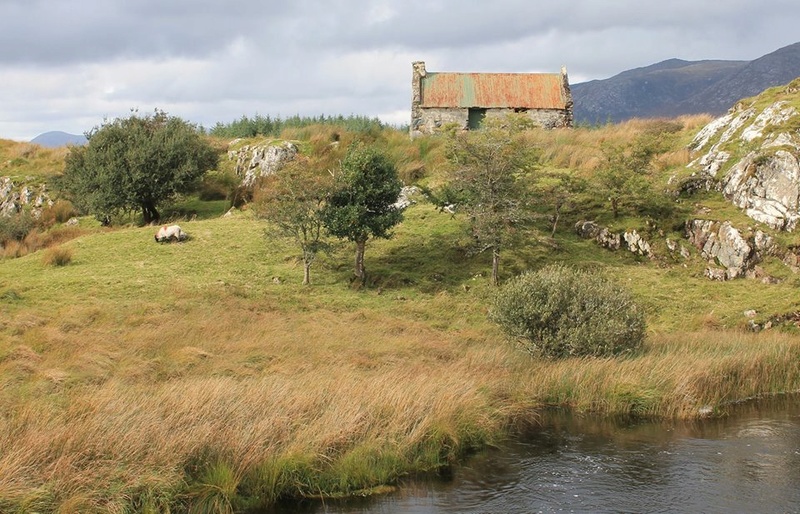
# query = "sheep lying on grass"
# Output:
<box><xmin>154</xmin><ymin>225</ymin><xmax>187</xmax><ymax>243</ymax></box>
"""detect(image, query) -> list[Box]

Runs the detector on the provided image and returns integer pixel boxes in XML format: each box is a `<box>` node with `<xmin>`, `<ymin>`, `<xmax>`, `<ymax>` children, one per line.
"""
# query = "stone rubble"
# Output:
<box><xmin>394</xmin><ymin>186</ymin><xmax>421</xmax><ymax>210</ymax></box>
<box><xmin>574</xmin><ymin>221</ymin><xmax>651</xmax><ymax>257</ymax></box>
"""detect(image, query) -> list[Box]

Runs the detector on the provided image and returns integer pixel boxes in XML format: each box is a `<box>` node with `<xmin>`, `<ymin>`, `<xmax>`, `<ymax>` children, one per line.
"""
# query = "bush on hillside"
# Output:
<box><xmin>490</xmin><ymin>265</ymin><xmax>646</xmax><ymax>359</ymax></box>
<box><xmin>0</xmin><ymin>210</ymin><xmax>36</xmax><ymax>245</ymax></box>
<box><xmin>61</xmin><ymin>109</ymin><xmax>219</xmax><ymax>224</ymax></box>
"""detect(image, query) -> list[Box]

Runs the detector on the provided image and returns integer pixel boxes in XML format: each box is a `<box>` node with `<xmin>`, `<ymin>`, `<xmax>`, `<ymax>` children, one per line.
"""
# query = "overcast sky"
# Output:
<box><xmin>2</xmin><ymin>0</ymin><xmax>799</xmax><ymax>141</ymax></box>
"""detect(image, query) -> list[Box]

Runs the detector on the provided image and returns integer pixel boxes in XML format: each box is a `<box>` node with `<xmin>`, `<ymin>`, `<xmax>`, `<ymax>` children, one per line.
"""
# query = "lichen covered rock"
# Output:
<box><xmin>689</xmin><ymin>80</ymin><xmax>800</xmax><ymax>231</ymax></box>
<box><xmin>685</xmin><ymin>219</ymin><xmax>774</xmax><ymax>280</ymax></box>
<box><xmin>0</xmin><ymin>177</ymin><xmax>52</xmax><ymax>217</ymax></box>
<box><xmin>227</xmin><ymin>140</ymin><xmax>298</xmax><ymax>187</ymax></box>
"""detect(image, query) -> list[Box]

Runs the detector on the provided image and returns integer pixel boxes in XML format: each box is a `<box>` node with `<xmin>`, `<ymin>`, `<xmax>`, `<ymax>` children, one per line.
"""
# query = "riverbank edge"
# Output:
<box><xmin>180</xmin><ymin>386</ymin><xmax>800</xmax><ymax>513</ymax></box>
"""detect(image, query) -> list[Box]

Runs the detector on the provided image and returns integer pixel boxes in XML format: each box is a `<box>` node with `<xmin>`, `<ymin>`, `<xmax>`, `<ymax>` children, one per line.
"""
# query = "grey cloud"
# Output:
<box><xmin>0</xmin><ymin>0</ymin><xmax>295</xmax><ymax>65</ymax></box>
<box><xmin>2</xmin><ymin>0</ymin><xmax>800</xmax><ymax>140</ymax></box>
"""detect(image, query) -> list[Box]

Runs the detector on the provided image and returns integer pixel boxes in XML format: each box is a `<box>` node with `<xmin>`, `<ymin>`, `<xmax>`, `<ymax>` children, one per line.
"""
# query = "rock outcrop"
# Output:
<box><xmin>227</xmin><ymin>140</ymin><xmax>298</xmax><ymax>187</ymax></box>
<box><xmin>575</xmin><ymin>217</ymin><xmax>780</xmax><ymax>280</ymax></box>
<box><xmin>394</xmin><ymin>186</ymin><xmax>421</xmax><ymax>210</ymax></box>
<box><xmin>685</xmin><ymin>219</ymin><xmax>775</xmax><ymax>280</ymax></box>
<box><xmin>689</xmin><ymin>79</ymin><xmax>800</xmax><ymax>231</ymax></box>
<box><xmin>0</xmin><ymin>177</ymin><xmax>51</xmax><ymax>217</ymax></box>
<box><xmin>721</xmin><ymin>150</ymin><xmax>800</xmax><ymax>230</ymax></box>
<box><xmin>574</xmin><ymin>221</ymin><xmax>652</xmax><ymax>257</ymax></box>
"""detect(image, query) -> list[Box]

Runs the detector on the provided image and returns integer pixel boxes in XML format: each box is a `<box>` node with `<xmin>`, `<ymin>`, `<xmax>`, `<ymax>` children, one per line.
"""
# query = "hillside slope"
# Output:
<box><xmin>573</xmin><ymin>42</ymin><xmax>800</xmax><ymax>124</ymax></box>
<box><xmin>682</xmin><ymin>42</ymin><xmax>800</xmax><ymax>116</ymax></box>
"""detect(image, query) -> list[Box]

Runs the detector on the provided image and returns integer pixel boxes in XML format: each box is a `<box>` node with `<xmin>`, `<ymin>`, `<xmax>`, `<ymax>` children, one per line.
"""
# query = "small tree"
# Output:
<box><xmin>533</xmin><ymin>170</ymin><xmax>587</xmax><ymax>237</ymax></box>
<box><xmin>321</xmin><ymin>144</ymin><xmax>403</xmax><ymax>285</ymax></box>
<box><xmin>61</xmin><ymin>109</ymin><xmax>218</xmax><ymax>224</ymax></box>
<box><xmin>254</xmin><ymin>155</ymin><xmax>333</xmax><ymax>285</ymax></box>
<box><xmin>439</xmin><ymin>118</ymin><xmax>539</xmax><ymax>285</ymax></box>
<box><xmin>490</xmin><ymin>265</ymin><xmax>646</xmax><ymax>359</ymax></box>
<box><xmin>595</xmin><ymin>128</ymin><xmax>676</xmax><ymax>219</ymax></box>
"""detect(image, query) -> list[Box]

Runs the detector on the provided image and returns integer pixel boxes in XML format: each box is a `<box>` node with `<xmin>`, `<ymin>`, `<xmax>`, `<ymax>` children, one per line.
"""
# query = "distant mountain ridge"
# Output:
<box><xmin>30</xmin><ymin>131</ymin><xmax>87</xmax><ymax>148</ymax></box>
<box><xmin>572</xmin><ymin>42</ymin><xmax>800</xmax><ymax>124</ymax></box>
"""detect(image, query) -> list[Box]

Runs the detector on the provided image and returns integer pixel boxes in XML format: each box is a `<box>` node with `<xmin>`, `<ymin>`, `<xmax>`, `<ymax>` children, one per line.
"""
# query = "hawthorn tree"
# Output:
<box><xmin>61</xmin><ymin>109</ymin><xmax>218</xmax><ymax>224</ymax></box>
<box><xmin>254</xmin><ymin>154</ymin><xmax>334</xmax><ymax>285</ymax></box>
<box><xmin>533</xmin><ymin>170</ymin><xmax>587</xmax><ymax>238</ymax></box>
<box><xmin>595</xmin><ymin>141</ymin><xmax>651</xmax><ymax>218</ymax></box>
<box><xmin>321</xmin><ymin>144</ymin><xmax>403</xmax><ymax>285</ymax></box>
<box><xmin>438</xmin><ymin>119</ymin><xmax>539</xmax><ymax>286</ymax></box>
<box><xmin>595</xmin><ymin>125</ymin><xmax>678</xmax><ymax>219</ymax></box>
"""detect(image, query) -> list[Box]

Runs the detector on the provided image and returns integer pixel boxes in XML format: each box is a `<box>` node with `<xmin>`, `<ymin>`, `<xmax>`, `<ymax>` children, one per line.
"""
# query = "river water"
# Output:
<box><xmin>287</xmin><ymin>395</ymin><xmax>800</xmax><ymax>513</ymax></box>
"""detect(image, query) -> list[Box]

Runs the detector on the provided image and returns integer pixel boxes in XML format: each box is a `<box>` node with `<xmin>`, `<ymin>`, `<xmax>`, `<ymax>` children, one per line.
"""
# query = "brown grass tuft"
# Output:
<box><xmin>1</xmin><ymin>239</ymin><xmax>26</xmax><ymax>259</ymax></box>
<box><xmin>1</xmin><ymin>222</ymin><xmax>86</xmax><ymax>259</ymax></box>
<box><xmin>39</xmin><ymin>200</ymin><xmax>78</xmax><ymax>227</ymax></box>
<box><xmin>41</xmin><ymin>246</ymin><xmax>73</xmax><ymax>266</ymax></box>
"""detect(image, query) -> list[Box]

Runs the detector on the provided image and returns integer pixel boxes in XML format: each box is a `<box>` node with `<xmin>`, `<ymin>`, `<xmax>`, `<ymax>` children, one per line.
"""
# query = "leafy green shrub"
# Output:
<box><xmin>490</xmin><ymin>265</ymin><xmax>646</xmax><ymax>358</ymax></box>
<box><xmin>61</xmin><ymin>109</ymin><xmax>219</xmax><ymax>224</ymax></box>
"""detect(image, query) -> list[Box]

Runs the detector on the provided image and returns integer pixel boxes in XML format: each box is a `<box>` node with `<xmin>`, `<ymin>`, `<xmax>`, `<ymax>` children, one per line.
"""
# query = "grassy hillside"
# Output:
<box><xmin>0</xmin><ymin>139</ymin><xmax>67</xmax><ymax>180</ymax></box>
<box><xmin>2</xmin><ymin>117</ymin><xmax>800</xmax><ymax>512</ymax></box>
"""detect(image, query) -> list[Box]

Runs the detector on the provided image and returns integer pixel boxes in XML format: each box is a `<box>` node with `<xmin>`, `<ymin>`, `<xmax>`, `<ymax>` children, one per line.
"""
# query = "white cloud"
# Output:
<box><xmin>366</xmin><ymin>3</ymin><xmax>398</xmax><ymax>24</ymax></box>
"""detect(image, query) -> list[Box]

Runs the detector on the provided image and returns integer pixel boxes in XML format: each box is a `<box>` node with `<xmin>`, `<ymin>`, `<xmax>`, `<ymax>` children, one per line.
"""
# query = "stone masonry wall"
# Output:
<box><xmin>484</xmin><ymin>108</ymin><xmax>571</xmax><ymax>128</ymax></box>
<box><xmin>413</xmin><ymin>107</ymin><xmax>469</xmax><ymax>134</ymax></box>
<box><xmin>413</xmin><ymin>107</ymin><xmax>571</xmax><ymax>135</ymax></box>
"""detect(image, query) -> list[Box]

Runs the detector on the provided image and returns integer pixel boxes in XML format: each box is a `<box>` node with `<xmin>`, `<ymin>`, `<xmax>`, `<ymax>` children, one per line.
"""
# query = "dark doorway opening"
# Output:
<box><xmin>468</xmin><ymin>108</ymin><xmax>487</xmax><ymax>130</ymax></box>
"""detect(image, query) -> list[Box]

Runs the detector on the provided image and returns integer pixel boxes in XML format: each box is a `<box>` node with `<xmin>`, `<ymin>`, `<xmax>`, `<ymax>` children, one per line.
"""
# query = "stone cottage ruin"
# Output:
<box><xmin>410</xmin><ymin>61</ymin><xmax>573</xmax><ymax>137</ymax></box>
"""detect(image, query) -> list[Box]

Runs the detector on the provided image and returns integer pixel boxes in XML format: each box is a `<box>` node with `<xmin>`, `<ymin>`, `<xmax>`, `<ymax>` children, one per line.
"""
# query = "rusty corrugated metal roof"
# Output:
<box><xmin>421</xmin><ymin>72</ymin><xmax>567</xmax><ymax>109</ymax></box>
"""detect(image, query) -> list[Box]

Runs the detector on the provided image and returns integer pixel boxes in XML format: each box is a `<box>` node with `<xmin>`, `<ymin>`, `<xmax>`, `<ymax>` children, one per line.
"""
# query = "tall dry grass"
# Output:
<box><xmin>1</xmin><ymin>225</ymin><xmax>86</xmax><ymax>259</ymax></box>
<box><xmin>0</xmin><ymin>300</ymin><xmax>516</xmax><ymax>511</ymax></box>
<box><xmin>1</xmin><ymin>115</ymin><xmax>797</xmax><ymax>511</ymax></box>
<box><xmin>41</xmin><ymin>246</ymin><xmax>73</xmax><ymax>266</ymax></box>
<box><xmin>524</xmin><ymin>331</ymin><xmax>800</xmax><ymax>417</ymax></box>
<box><xmin>1</xmin><ymin>210</ymin><xmax>799</xmax><ymax>510</ymax></box>
<box><xmin>526</xmin><ymin>114</ymin><xmax>714</xmax><ymax>173</ymax></box>
<box><xmin>1</xmin><ymin>291</ymin><xmax>798</xmax><ymax>511</ymax></box>
<box><xmin>0</xmin><ymin>139</ymin><xmax>69</xmax><ymax>177</ymax></box>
